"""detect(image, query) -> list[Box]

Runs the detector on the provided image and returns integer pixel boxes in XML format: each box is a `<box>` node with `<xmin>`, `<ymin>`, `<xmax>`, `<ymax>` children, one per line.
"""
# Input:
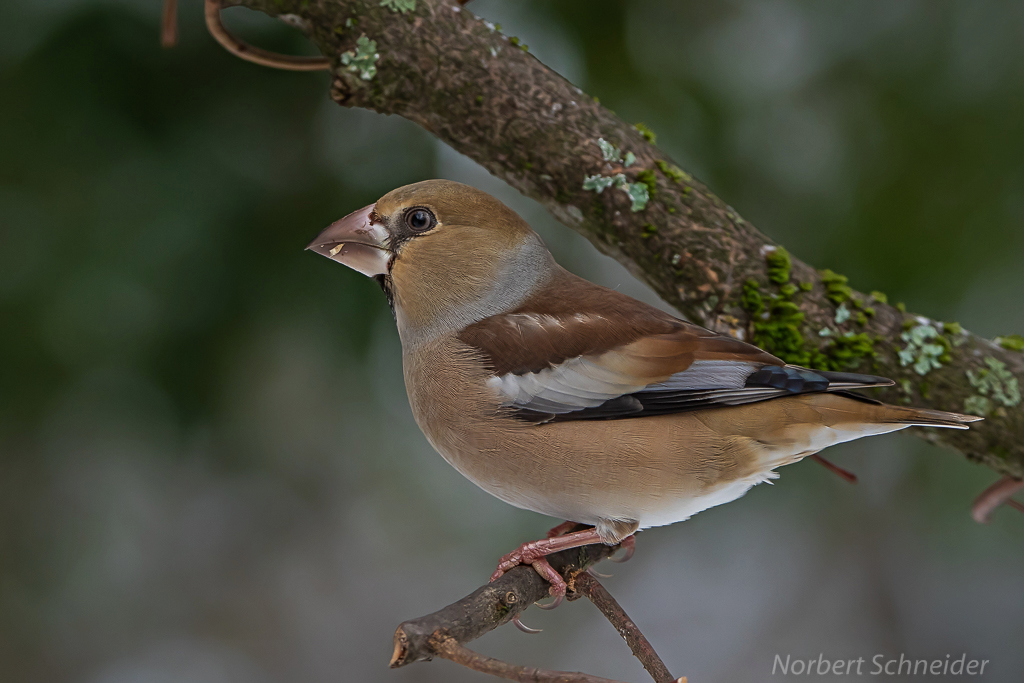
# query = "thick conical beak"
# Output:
<box><xmin>306</xmin><ymin>203</ymin><xmax>391</xmax><ymax>277</ymax></box>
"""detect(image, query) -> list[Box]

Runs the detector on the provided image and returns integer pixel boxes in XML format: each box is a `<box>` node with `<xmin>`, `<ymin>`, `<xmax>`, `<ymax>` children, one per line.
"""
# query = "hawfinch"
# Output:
<box><xmin>309</xmin><ymin>180</ymin><xmax>980</xmax><ymax>608</ymax></box>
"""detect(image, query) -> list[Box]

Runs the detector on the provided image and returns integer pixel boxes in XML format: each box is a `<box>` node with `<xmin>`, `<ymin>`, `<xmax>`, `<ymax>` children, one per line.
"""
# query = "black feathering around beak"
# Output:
<box><xmin>306</xmin><ymin>203</ymin><xmax>392</xmax><ymax>277</ymax></box>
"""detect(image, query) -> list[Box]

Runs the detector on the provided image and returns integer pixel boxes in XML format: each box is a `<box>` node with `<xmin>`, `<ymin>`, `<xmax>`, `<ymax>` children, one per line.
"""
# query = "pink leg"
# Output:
<box><xmin>972</xmin><ymin>476</ymin><xmax>1024</xmax><ymax>523</ymax></box>
<box><xmin>491</xmin><ymin>528</ymin><xmax>638</xmax><ymax>595</ymax></box>
<box><xmin>546</xmin><ymin>520</ymin><xmax>578</xmax><ymax>538</ymax></box>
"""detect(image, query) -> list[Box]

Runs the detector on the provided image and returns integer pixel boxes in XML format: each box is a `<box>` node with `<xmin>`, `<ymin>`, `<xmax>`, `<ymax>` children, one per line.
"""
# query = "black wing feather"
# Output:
<box><xmin>516</xmin><ymin>366</ymin><xmax>893</xmax><ymax>424</ymax></box>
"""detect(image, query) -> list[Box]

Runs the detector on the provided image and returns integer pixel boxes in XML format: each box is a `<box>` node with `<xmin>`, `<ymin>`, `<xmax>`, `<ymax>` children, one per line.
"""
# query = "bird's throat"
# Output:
<box><xmin>374</xmin><ymin>273</ymin><xmax>395</xmax><ymax>316</ymax></box>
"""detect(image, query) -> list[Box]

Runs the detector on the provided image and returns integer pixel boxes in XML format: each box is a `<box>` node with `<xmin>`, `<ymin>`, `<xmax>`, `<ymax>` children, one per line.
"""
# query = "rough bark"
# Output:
<box><xmin>390</xmin><ymin>540</ymin><xmax>615</xmax><ymax>668</ymax></box>
<box><xmin>232</xmin><ymin>0</ymin><xmax>1024</xmax><ymax>479</ymax></box>
<box><xmin>388</xmin><ymin>535</ymin><xmax>680</xmax><ymax>682</ymax></box>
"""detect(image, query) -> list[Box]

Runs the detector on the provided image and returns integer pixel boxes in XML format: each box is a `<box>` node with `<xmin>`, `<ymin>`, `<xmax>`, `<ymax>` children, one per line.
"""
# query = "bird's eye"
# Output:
<box><xmin>405</xmin><ymin>208</ymin><xmax>435</xmax><ymax>232</ymax></box>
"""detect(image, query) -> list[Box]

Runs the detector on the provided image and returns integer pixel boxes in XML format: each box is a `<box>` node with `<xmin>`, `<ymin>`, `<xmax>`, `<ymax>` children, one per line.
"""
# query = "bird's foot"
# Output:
<box><xmin>491</xmin><ymin>542</ymin><xmax>569</xmax><ymax>600</ymax></box>
<box><xmin>494</xmin><ymin>544</ymin><xmax>566</xmax><ymax>634</ymax></box>
<box><xmin>490</xmin><ymin>526</ymin><xmax>614</xmax><ymax>633</ymax></box>
<box><xmin>490</xmin><ymin>526</ymin><xmax>608</xmax><ymax>617</ymax></box>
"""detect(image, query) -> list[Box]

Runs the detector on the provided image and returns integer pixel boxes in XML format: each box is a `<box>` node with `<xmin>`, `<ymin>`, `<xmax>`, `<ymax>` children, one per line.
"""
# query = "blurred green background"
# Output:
<box><xmin>2</xmin><ymin>1</ymin><xmax>1023</xmax><ymax>681</ymax></box>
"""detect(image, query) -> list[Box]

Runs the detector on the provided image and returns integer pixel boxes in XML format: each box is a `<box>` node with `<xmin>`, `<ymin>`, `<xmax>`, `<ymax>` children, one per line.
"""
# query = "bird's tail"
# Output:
<box><xmin>878</xmin><ymin>404</ymin><xmax>983</xmax><ymax>429</ymax></box>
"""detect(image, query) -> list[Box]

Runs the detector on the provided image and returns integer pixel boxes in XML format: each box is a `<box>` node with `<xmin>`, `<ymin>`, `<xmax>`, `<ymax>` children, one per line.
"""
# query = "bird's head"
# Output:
<box><xmin>308</xmin><ymin>180</ymin><xmax>555</xmax><ymax>338</ymax></box>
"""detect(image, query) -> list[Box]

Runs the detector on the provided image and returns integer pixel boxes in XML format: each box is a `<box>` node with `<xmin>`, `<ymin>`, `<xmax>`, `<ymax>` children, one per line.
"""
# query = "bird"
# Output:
<box><xmin>307</xmin><ymin>179</ymin><xmax>981</xmax><ymax>621</ymax></box>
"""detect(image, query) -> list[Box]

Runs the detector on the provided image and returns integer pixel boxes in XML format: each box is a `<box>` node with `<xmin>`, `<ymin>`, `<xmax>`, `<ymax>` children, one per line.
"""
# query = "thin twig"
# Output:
<box><xmin>161</xmin><ymin>0</ymin><xmax>178</xmax><ymax>47</ymax></box>
<box><xmin>810</xmin><ymin>454</ymin><xmax>858</xmax><ymax>484</ymax></box>
<box><xmin>204</xmin><ymin>0</ymin><xmax>331</xmax><ymax>71</ymax></box>
<box><xmin>574</xmin><ymin>573</ymin><xmax>677</xmax><ymax>683</ymax></box>
<box><xmin>971</xmin><ymin>476</ymin><xmax>1024</xmax><ymax>523</ymax></box>
<box><xmin>432</xmin><ymin>636</ymin><xmax>628</xmax><ymax>683</ymax></box>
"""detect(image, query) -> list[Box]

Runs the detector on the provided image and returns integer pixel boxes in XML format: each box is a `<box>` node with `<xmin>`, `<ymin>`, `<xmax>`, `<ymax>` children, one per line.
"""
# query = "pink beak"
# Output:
<box><xmin>306</xmin><ymin>203</ymin><xmax>392</xmax><ymax>277</ymax></box>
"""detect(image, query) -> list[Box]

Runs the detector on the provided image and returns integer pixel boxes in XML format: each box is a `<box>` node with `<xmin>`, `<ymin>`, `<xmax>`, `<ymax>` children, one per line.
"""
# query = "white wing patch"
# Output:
<box><xmin>487</xmin><ymin>356</ymin><xmax>647</xmax><ymax>413</ymax></box>
<box><xmin>487</xmin><ymin>359</ymin><xmax>762</xmax><ymax>415</ymax></box>
<box><xmin>646</xmin><ymin>360</ymin><xmax>760</xmax><ymax>391</ymax></box>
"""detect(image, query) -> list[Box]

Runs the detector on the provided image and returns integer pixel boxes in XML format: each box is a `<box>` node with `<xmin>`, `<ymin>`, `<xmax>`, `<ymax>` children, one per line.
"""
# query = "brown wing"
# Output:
<box><xmin>459</xmin><ymin>268</ymin><xmax>893</xmax><ymax>422</ymax></box>
<box><xmin>458</xmin><ymin>266</ymin><xmax>781</xmax><ymax>376</ymax></box>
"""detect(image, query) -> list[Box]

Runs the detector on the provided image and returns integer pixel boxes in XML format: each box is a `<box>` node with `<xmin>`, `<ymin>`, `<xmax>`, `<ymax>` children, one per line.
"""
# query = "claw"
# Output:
<box><xmin>512</xmin><ymin>615</ymin><xmax>542</xmax><ymax>634</ymax></box>
<box><xmin>609</xmin><ymin>535</ymin><xmax>635</xmax><ymax>563</ymax></box>
<box><xmin>587</xmin><ymin>567</ymin><xmax>614</xmax><ymax>578</ymax></box>
<box><xmin>535</xmin><ymin>591</ymin><xmax>564</xmax><ymax>610</ymax></box>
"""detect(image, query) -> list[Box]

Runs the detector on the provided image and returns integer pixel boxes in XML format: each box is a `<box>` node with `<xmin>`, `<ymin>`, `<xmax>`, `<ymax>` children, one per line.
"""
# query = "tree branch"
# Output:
<box><xmin>185</xmin><ymin>2</ymin><xmax>1020</xmax><ymax>679</ymax></box>
<box><xmin>227</xmin><ymin>0</ymin><xmax>1023</xmax><ymax>480</ymax></box>
<box><xmin>389</xmin><ymin>534</ymin><xmax>681</xmax><ymax>683</ymax></box>
<box><xmin>390</xmin><ymin>541</ymin><xmax>615</xmax><ymax>667</ymax></box>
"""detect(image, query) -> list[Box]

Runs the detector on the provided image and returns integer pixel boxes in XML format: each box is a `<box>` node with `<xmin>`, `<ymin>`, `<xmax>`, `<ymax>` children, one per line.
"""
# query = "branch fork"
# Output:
<box><xmin>389</xmin><ymin>535</ymin><xmax>681</xmax><ymax>683</ymax></box>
